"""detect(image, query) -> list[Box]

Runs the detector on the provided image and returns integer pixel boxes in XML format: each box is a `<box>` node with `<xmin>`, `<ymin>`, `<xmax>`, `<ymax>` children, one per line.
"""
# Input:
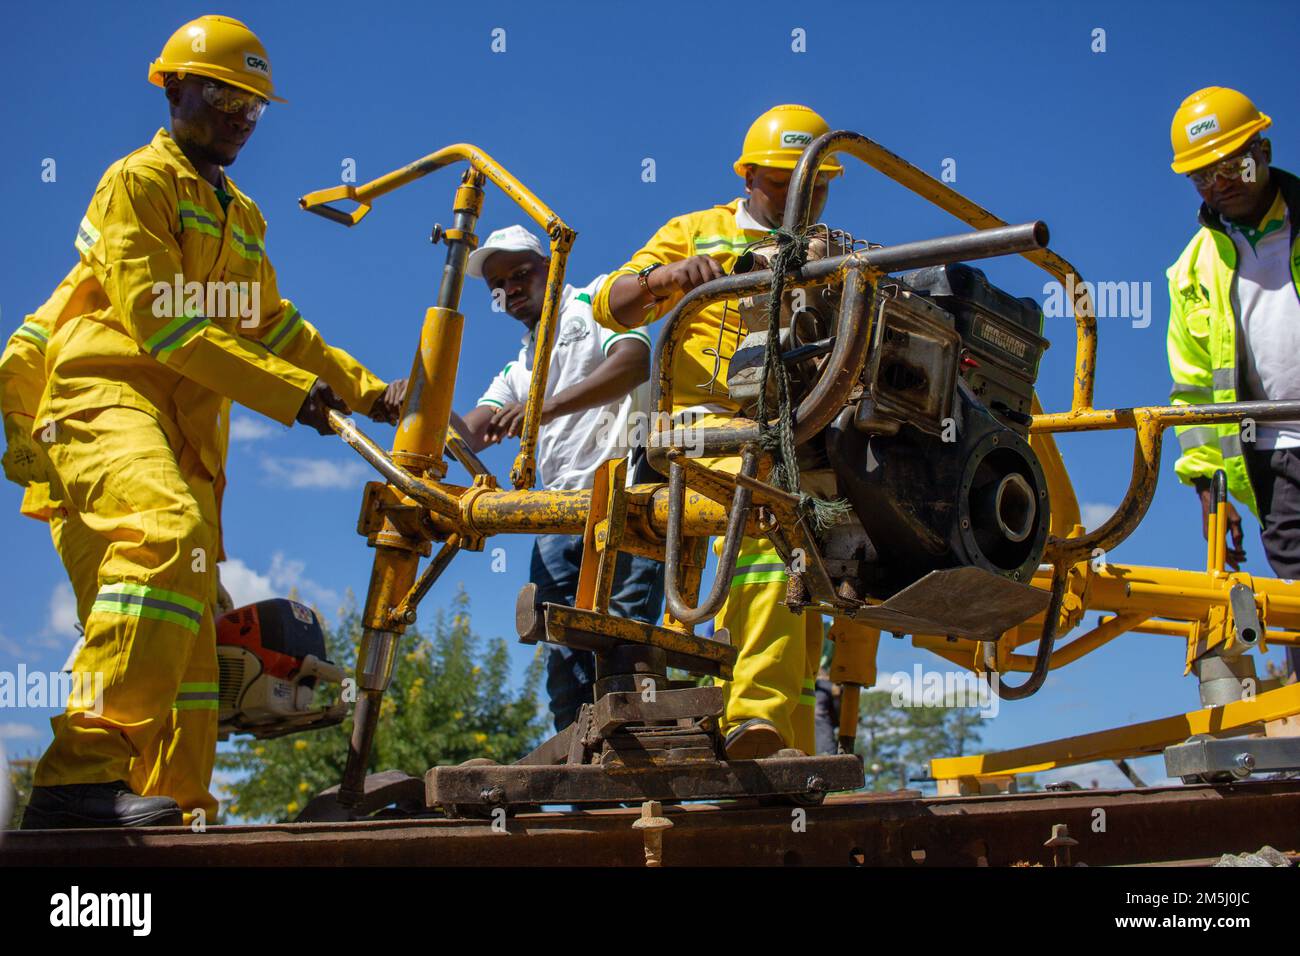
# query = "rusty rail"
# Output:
<box><xmin>6</xmin><ymin>781</ymin><xmax>1298</xmax><ymax>867</ymax></box>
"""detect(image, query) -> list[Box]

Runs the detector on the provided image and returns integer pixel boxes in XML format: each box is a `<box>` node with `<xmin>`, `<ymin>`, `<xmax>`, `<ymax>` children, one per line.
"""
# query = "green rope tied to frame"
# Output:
<box><xmin>754</xmin><ymin>227</ymin><xmax>853</xmax><ymax>534</ymax></box>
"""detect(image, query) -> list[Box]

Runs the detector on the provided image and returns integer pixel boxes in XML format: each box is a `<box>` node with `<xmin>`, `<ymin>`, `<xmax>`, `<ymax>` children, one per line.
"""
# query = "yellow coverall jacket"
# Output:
<box><xmin>592</xmin><ymin>199</ymin><xmax>822</xmax><ymax>753</ymax></box>
<box><xmin>7</xmin><ymin>129</ymin><xmax>387</xmax><ymax>817</ymax></box>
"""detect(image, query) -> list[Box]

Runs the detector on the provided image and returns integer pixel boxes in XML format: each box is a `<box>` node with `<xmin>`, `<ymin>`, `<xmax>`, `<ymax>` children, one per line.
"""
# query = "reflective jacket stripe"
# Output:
<box><xmin>12</xmin><ymin>322</ymin><xmax>49</xmax><ymax>350</ymax></box>
<box><xmin>265</xmin><ymin>307</ymin><xmax>303</xmax><ymax>355</ymax></box>
<box><xmin>145</xmin><ymin>312</ymin><xmax>211</xmax><ymax>359</ymax></box>
<box><xmin>74</xmin><ymin>216</ymin><xmax>101</xmax><ymax>255</ymax></box>
<box><xmin>179</xmin><ymin>201</ymin><xmax>222</xmax><ymax>239</ymax></box>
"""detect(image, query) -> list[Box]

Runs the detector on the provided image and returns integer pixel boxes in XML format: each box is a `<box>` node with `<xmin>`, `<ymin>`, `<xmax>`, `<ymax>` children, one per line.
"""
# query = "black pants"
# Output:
<box><xmin>814</xmin><ymin>679</ymin><xmax>839</xmax><ymax>756</ymax></box>
<box><xmin>1243</xmin><ymin>446</ymin><xmax>1300</xmax><ymax>680</ymax></box>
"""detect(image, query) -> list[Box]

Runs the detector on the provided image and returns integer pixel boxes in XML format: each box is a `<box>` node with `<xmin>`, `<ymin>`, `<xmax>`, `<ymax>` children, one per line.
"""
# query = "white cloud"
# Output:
<box><xmin>219</xmin><ymin>552</ymin><xmax>340</xmax><ymax>612</ymax></box>
<box><xmin>1080</xmin><ymin>501</ymin><xmax>1117</xmax><ymax>531</ymax></box>
<box><xmin>230</xmin><ymin>415</ymin><xmax>278</xmax><ymax>442</ymax></box>
<box><xmin>47</xmin><ymin>581</ymin><xmax>78</xmax><ymax>636</ymax></box>
<box><xmin>0</xmin><ymin>631</ymin><xmax>22</xmax><ymax>657</ymax></box>
<box><xmin>30</xmin><ymin>582</ymin><xmax>80</xmax><ymax>652</ymax></box>
<box><xmin>218</xmin><ymin>558</ymin><xmax>276</xmax><ymax>608</ymax></box>
<box><xmin>260</xmin><ymin>456</ymin><xmax>370</xmax><ymax>490</ymax></box>
<box><xmin>0</xmin><ymin>722</ymin><xmax>40</xmax><ymax>741</ymax></box>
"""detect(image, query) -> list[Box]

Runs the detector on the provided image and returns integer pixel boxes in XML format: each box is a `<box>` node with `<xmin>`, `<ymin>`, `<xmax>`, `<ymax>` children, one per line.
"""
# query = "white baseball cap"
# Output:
<box><xmin>466</xmin><ymin>224</ymin><xmax>547</xmax><ymax>278</ymax></box>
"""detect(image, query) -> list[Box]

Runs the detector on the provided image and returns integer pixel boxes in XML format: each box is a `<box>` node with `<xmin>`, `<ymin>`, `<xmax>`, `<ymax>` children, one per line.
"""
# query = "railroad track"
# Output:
<box><xmin>4</xmin><ymin>780</ymin><xmax>1298</xmax><ymax>867</ymax></box>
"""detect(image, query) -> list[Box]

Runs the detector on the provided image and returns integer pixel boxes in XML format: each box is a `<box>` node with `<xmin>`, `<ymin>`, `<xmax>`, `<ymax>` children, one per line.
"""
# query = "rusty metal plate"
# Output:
<box><xmin>591</xmin><ymin>686</ymin><xmax>724</xmax><ymax>737</ymax></box>
<box><xmin>294</xmin><ymin>770</ymin><xmax>425</xmax><ymax>823</ymax></box>
<box><xmin>851</xmin><ymin>566</ymin><xmax>1050</xmax><ymax>639</ymax></box>
<box><xmin>425</xmin><ymin>754</ymin><xmax>864</xmax><ymax>810</ymax></box>
<box><xmin>542</xmin><ymin>604</ymin><xmax>737</xmax><ymax>678</ymax></box>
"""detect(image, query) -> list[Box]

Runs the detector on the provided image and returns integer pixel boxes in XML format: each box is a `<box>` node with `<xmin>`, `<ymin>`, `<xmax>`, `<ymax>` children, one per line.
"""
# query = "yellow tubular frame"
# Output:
<box><xmin>301</xmin><ymin>143</ymin><xmax>575</xmax><ymax>490</ymax></box>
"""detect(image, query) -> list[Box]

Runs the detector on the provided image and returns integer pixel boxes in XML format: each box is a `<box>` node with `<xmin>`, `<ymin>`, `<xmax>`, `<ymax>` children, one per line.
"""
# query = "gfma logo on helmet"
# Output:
<box><xmin>1187</xmin><ymin>115</ymin><xmax>1221</xmax><ymax>141</ymax></box>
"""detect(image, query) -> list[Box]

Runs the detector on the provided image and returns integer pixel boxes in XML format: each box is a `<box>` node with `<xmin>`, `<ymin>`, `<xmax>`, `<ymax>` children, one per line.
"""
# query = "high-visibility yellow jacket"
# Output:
<box><xmin>30</xmin><ymin>128</ymin><xmax>386</xmax><ymax>486</ymax></box>
<box><xmin>1166</xmin><ymin>168</ymin><xmax>1300</xmax><ymax>518</ymax></box>
<box><xmin>592</xmin><ymin>199</ymin><xmax>770</xmax><ymax>417</ymax></box>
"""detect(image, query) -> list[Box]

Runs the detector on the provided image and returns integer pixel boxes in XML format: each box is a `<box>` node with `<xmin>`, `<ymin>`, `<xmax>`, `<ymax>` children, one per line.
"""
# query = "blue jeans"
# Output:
<box><xmin>530</xmin><ymin>533</ymin><xmax>666</xmax><ymax>732</ymax></box>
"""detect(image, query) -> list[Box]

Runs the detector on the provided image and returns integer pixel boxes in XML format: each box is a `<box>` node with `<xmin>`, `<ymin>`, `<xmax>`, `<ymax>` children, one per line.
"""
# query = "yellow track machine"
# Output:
<box><xmin>291</xmin><ymin>131</ymin><xmax>1300</xmax><ymax>819</ymax></box>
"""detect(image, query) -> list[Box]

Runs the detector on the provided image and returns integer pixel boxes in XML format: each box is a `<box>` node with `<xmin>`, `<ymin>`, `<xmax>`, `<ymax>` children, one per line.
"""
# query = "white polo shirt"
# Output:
<box><xmin>477</xmin><ymin>274</ymin><xmax>652</xmax><ymax>490</ymax></box>
<box><xmin>1229</xmin><ymin>192</ymin><xmax>1300</xmax><ymax>449</ymax></box>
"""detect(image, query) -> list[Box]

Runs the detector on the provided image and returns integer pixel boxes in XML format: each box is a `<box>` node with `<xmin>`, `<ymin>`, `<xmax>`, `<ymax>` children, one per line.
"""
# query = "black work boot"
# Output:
<box><xmin>20</xmin><ymin>780</ymin><xmax>183</xmax><ymax>830</ymax></box>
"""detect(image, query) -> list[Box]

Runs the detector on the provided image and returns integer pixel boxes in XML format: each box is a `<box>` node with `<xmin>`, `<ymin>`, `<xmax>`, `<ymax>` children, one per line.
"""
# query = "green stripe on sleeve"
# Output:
<box><xmin>13</xmin><ymin>322</ymin><xmax>49</xmax><ymax>350</ymax></box>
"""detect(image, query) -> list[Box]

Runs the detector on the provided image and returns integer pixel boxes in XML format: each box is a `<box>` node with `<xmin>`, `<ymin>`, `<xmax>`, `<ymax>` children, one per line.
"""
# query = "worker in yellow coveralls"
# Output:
<box><xmin>592</xmin><ymin>105</ymin><xmax>843</xmax><ymax>758</ymax></box>
<box><xmin>2</xmin><ymin>15</ymin><xmax>405</xmax><ymax>829</ymax></box>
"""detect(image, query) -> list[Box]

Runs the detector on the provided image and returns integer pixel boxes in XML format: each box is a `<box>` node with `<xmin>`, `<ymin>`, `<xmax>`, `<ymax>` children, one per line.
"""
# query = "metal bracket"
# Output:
<box><xmin>1164</xmin><ymin>734</ymin><xmax>1300</xmax><ymax>783</ymax></box>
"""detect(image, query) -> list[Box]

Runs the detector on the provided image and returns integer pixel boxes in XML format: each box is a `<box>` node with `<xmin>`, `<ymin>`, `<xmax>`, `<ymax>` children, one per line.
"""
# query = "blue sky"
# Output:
<box><xmin>2</xmin><ymin>0</ymin><xmax>1298</xmax><ymax>790</ymax></box>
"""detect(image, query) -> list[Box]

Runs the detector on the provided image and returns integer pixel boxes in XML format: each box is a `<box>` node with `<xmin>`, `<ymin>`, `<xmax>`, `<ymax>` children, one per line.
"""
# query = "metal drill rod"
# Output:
<box><xmin>338</xmin><ymin>176</ymin><xmax>486</xmax><ymax>809</ymax></box>
<box><xmin>328</xmin><ymin>410</ymin><xmax>459</xmax><ymax>517</ymax></box>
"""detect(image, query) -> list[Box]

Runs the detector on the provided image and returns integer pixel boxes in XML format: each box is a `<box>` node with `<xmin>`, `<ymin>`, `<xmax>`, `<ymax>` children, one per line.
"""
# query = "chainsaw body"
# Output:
<box><xmin>216</xmin><ymin>598</ymin><xmax>348</xmax><ymax>740</ymax></box>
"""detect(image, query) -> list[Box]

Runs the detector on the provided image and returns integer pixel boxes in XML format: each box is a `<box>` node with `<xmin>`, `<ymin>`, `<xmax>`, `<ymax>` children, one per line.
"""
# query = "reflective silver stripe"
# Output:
<box><xmin>1170</xmin><ymin>381</ymin><xmax>1213</xmax><ymax>402</ymax></box>
<box><xmin>733</xmin><ymin>563</ymin><xmax>786</xmax><ymax>576</ymax></box>
<box><xmin>98</xmin><ymin>590</ymin><xmax>202</xmax><ymax>623</ymax></box>
<box><xmin>1220</xmin><ymin>432</ymin><xmax>1244</xmax><ymax>458</ymax></box>
<box><xmin>1212</xmin><ymin>367</ymin><xmax>1236</xmax><ymax>390</ymax></box>
<box><xmin>149</xmin><ymin>314</ymin><xmax>209</xmax><ymax>357</ymax></box>
<box><xmin>74</xmin><ymin>216</ymin><xmax>101</xmax><ymax>255</ymax></box>
<box><xmin>265</xmin><ymin>309</ymin><xmax>303</xmax><ymax>354</ymax></box>
<box><xmin>1177</xmin><ymin>426</ymin><xmax>1219</xmax><ymax>452</ymax></box>
<box><xmin>179</xmin><ymin>207</ymin><xmax>220</xmax><ymax>229</ymax></box>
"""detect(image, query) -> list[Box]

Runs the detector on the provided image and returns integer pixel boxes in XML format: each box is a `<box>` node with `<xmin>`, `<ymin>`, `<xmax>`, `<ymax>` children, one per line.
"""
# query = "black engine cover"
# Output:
<box><xmin>826</xmin><ymin>381</ymin><xmax>1049</xmax><ymax>598</ymax></box>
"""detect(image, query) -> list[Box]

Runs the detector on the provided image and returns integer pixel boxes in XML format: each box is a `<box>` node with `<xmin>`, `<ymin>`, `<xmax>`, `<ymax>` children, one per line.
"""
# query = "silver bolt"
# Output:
<box><xmin>1233</xmin><ymin>752</ymin><xmax>1256</xmax><ymax>777</ymax></box>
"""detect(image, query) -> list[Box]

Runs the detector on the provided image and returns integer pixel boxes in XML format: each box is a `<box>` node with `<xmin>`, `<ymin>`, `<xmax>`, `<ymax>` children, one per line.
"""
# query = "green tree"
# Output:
<box><xmin>217</xmin><ymin>589</ymin><xmax>546</xmax><ymax>822</ymax></box>
<box><xmin>900</xmin><ymin>702</ymin><xmax>986</xmax><ymax>784</ymax></box>
<box><xmin>5</xmin><ymin>755</ymin><xmax>35</xmax><ymax>829</ymax></box>
<box><xmin>855</xmin><ymin>690</ymin><xmax>907</xmax><ymax>790</ymax></box>
<box><xmin>846</xmin><ymin>687</ymin><xmax>989</xmax><ymax>792</ymax></box>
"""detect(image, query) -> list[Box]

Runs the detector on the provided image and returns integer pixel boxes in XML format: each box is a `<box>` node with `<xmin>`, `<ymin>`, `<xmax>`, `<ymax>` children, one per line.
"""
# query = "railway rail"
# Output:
<box><xmin>4</xmin><ymin>780</ymin><xmax>1297</xmax><ymax>867</ymax></box>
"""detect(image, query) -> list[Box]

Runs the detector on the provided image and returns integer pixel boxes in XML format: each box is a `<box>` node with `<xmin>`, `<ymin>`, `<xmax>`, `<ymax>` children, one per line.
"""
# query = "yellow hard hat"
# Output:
<box><xmin>148</xmin><ymin>15</ymin><xmax>286</xmax><ymax>103</ymax></box>
<box><xmin>1169</xmin><ymin>86</ymin><xmax>1270</xmax><ymax>174</ymax></box>
<box><xmin>734</xmin><ymin>104</ymin><xmax>843</xmax><ymax>178</ymax></box>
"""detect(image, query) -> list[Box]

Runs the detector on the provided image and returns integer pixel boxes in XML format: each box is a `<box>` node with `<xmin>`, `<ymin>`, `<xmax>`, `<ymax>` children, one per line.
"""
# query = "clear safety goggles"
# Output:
<box><xmin>1188</xmin><ymin>141</ymin><xmax>1259</xmax><ymax>188</ymax></box>
<box><xmin>201</xmin><ymin>80</ymin><xmax>268</xmax><ymax>122</ymax></box>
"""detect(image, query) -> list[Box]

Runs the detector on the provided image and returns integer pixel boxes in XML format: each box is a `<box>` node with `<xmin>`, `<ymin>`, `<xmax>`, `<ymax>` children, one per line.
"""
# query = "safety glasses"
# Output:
<box><xmin>201</xmin><ymin>80</ymin><xmax>268</xmax><ymax>123</ymax></box>
<box><xmin>1188</xmin><ymin>141</ymin><xmax>1259</xmax><ymax>188</ymax></box>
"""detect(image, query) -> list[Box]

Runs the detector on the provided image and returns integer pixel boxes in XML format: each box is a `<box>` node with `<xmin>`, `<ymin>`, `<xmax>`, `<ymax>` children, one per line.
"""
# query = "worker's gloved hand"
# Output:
<box><xmin>646</xmin><ymin>255</ymin><xmax>726</xmax><ymax>298</ymax></box>
<box><xmin>485</xmin><ymin>401</ymin><xmax>527</xmax><ymax>443</ymax></box>
<box><xmin>368</xmin><ymin>378</ymin><xmax>408</xmax><ymax>425</ymax></box>
<box><xmin>296</xmin><ymin>379</ymin><xmax>350</xmax><ymax>436</ymax></box>
<box><xmin>2</xmin><ymin>413</ymin><xmax>50</xmax><ymax>487</ymax></box>
<box><xmin>1197</xmin><ymin>484</ymin><xmax>1246</xmax><ymax>570</ymax></box>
